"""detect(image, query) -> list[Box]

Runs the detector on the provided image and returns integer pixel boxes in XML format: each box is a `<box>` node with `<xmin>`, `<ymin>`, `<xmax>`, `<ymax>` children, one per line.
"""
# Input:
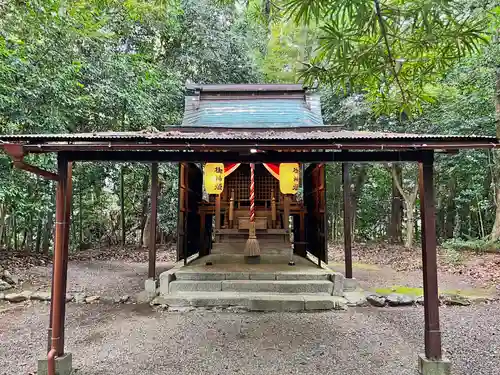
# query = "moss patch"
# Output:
<box><xmin>373</xmin><ymin>285</ymin><xmax>495</xmax><ymax>298</ymax></box>
<box><xmin>374</xmin><ymin>286</ymin><xmax>424</xmax><ymax>296</ymax></box>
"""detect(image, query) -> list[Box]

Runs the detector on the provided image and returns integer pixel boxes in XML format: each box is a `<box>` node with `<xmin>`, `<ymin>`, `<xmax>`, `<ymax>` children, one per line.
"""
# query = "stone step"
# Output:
<box><xmin>152</xmin><ymin>292</ymin><xmax>347</xmax><ymax>312</ymax></box>
<box><xmin>174</xmin><ymin>270</ymin><xmax>331</xmax><ymax>281</ymax></box>
<box><xmin>168</xmin><ymin>280</ymin><xmax>334</xmax><ymax>294</ymax></box>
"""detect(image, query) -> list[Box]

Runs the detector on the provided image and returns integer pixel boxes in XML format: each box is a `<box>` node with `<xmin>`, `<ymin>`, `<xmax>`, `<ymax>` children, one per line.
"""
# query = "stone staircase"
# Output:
<box><xmin>155</xmin><ymin>257</ymin><xmax>346</xmax><ymax>312</ymax></box>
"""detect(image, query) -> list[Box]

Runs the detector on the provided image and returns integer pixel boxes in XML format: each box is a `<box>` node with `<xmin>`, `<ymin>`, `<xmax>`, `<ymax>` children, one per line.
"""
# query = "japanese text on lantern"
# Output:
<box><xmin>204</xmin><ymin>163</ymin><xmax>224</xmax><ymax>194</ymax></box>
<box><xmin>279</xmin><ymin>163</ymin><xmax>300</xmax><ymax>194</ymax></box>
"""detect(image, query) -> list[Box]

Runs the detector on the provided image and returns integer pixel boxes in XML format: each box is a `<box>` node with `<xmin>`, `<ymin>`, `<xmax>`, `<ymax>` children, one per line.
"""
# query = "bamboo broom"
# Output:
<box><xmin>244</xmin><ymin>163</ymin><xmax>260</xmax><ymax>263</ymax></box>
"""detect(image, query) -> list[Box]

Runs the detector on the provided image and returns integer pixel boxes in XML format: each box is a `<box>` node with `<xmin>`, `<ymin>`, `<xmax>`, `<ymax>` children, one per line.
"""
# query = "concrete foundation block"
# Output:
<box><xmin>145</xmin><ymin>279</ymin><xmax>157</xmax><ymax>300</ymax></box>
<box><xmin>303</xmin><ymin>296</ymin><xmax>336</xmax><ymax>310</ymax></box>
<box><xmin>343</xmin><ymin>277</ymin><xmax>359</xmax><ymax>292</ymax></box>
<box><xmin>276</xmin><ymin>272</ymin><xmax>330</xmax><ymax>281</ymax></box>
<box><xmin>249</xmin><ymin>272</ymin><xmax>276</xmax><ymax>280</ymax></box>
<box><xmin>248</xmin><ymin>295</ymin><xmax>304</xmax><ymax>312</ymax></box>
<box><xmin>221</xmin><ymin>280</ymin><xmax>333</xmax><ymax>294</ymax></box>
<box><xmin>224</xmin><ymin>272</ymin><xmax>250</xmax><ymax>280</ymax></box>
<box><xmin>189</xmin><ymin>294</ymin><xmax>247</xmax><ymax>307</ymax></box>
<box><xmin>37</xmin><ymin>352</ymin><xmax>73</xmax><ymax>375</ymax></box>
<box><xmin>175</xmin><ymin>272</ymin><xmax>226</xmax><ymax>281</ymax></box>
<box><xmin>159</xmin><ymin>271</ymin><xmax>175</xmax><ymax>296</ymax></box>
<box><xmin>418</xmin><ymin>354</ymin><xmax>451</xmax><ymax>375</ymax></box>
<box><xmin>331</xmin><ymin>272</ymin><xmax>345</xmax><ymax>296</ymax></box>
<box><xmin>169</xmin><ymin>280</ymin><xmax>222</xmax><ymax>293</ymax></box>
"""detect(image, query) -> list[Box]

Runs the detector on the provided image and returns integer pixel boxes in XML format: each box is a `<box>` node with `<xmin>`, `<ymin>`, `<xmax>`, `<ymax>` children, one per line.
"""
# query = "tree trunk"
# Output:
<box><xmin>405</xmin><ymin>202</ymin><xmax>415</xmax><ymax>248</ymax></box>
<box><xmin>388</xmin><ymin>164</ymin><xmax>403</xmax><ymax>243</ymax></box>
<box><xmin>120</xmin><ymin>165</ymin><xmax>126</xmax><ymax>247</ymax></box>
<box><xmin>0</xmin><ymin>203</ymin><xmax>6</xmax><ymax>248</ymax></box>
<box><xmin>139</xmin><ymin>168</ymin><xmax>150</xmax><ymax>247</ymax></box>
<box><xmin>443</xmin><ymin>178</ymin><xmax>457</xmax><ymax>239</ymax></box>
<box><xmin>392</xmin><ymin>167</ymin><xmax>419</xmax><ymax>248</ymax></box>
<box><xmin>490</xmin><ymin>67</ymin><xmax>500</xmax><ymax>240</ymax></box>
<box><xmin>35</xmin><ymin>213</ymin><xmax>43</xmax><ymax>253</ymax></box>
<box><xmin>349</xmin><ymin>165</ymin><xmax>368</xmax><ymax>237</ymax></box>
<box><xmin>42</xmin><ymin>194</ymin><xmax>55</xmax><ymax>255</ymax></box>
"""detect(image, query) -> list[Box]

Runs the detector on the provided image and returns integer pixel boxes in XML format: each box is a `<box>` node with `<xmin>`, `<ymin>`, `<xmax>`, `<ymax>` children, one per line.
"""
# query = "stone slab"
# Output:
<box><xmin>343</xmin><ymin>291</ymin><xmax>368</xmax><ymax>307</ymax></box>
<box><xmin>221</xmin><ymin>280</ymin><xmax>333</xmax><ymax>294</ymax></box>
<box><xmin>303</xmin><ymin>296</ymin><xmax>347</xmax><ymax>311</ymax></box>
<box><xmin>418</xmin><ymin>354</ymin><xmax>451</xmax><ymax>375</ymax></box>
<box><xmin>224</xmin><ymin>272</ymin><xmax>250</xmax><ymax>280</ymax></box>
<box><xmin>330</xmin><ymin>272</ymin><xmax>345</xmax><ymax>296</ymax></box>
<box><xmin>248</xmin><ymin>295</ymin><xmax>305</xmax><ymax>312</ymax></box>
<box><xmin>37</xmin><ymin>352</ymin><xmax>73</xmax><ymax>375</ymax></box>
<box><xmin>169</xmin><ymin>280</ymin><xmax>222</xmax><ymax>293</ymax></box>
<box><xmin>151</xmin><ymin>292</ymin><xmax>349</xmax><ymax>312</ymax></box>
<box><xmin>151</xmin><ymin>295</ymin><xmax>189</xmax><ymax>307</ymax></box>
<box><xmin>159</xmin><ymin>270</ymin><xmax>176</xmax><ymax>296</ymax></box>
<box><xmin>343</xmin><ymin>277</ymin><xmax>359</xmax><ymax>292</ymax></box>
<box><xmin>144</xmin><ymin>279</ymin><xmax>157</xmax><ymax>300</ymax></box>
<box><xmin>249</xmin><ymin>272</ymin><xmax>276</xmax><ymax>280</ymax></box>
<box><xmin>189</xmin><ymin>294</ymin><xmax>247</xmax><ymax>307</ymax></box>
<box><xmin>275</xmin><ymin>272</ymin><xmax>330</xmax><ymax>281</ymax></box>
<box><xmin>175</xmin><ymin>272</ymin><xmax>226</xmax><ymax>281</ymax></box>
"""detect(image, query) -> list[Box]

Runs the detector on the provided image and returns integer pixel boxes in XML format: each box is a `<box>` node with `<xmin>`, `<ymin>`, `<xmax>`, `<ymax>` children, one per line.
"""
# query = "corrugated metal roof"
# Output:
<box><xmin>182</xmin><ymin>84</ymin><xmax>324</xmax><ymax>128</ymax></box>
<box><xmin>0</xmin><ymin>127</ymin><xmax>496</xmax><ymax>142</ymax></box>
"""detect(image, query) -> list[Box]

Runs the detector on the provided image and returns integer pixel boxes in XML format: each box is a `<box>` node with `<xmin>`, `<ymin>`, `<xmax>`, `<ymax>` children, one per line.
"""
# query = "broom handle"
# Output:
<box><xmin>250</xmin><ymin>163</ymin><xmax>255</xmax><ymax>223</ymax></box>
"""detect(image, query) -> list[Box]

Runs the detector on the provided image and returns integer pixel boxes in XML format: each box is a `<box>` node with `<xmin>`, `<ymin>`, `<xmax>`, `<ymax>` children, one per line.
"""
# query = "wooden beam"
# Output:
<box><xmin>63</xmin><ymin>150</ymin><xmax>428</xmax><ymax>163</ymax></box>
<box><xmin>342</xmin><ymin>162</ymin><xmax>353</xmax><ymax>279</ymax></box>
<box><xmin>419</xmin><ymin>152</ymin><xmax>442</xmax><ymax>360</ymax></box>
<box><xmin>13</xmin><ymin>161</ymin><xmax>58</xmax><ymax>180</ymax></box>
<box><xmin>148</xmin><ymin>163</ymin><xmax>158</xmax><ymax>279</ymax></box>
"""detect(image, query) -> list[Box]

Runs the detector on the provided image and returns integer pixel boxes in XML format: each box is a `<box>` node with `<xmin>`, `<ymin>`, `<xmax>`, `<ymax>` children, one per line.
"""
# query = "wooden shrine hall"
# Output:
<box><xmin>0</xmin><ymin>83</ymin><xmax>498</xmax><ymax>375</ymax></box>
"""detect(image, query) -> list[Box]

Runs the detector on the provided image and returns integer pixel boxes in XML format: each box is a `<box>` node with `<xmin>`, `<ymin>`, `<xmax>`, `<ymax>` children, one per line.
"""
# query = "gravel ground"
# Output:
<box><xmin>1</xmin><ymin>302</ymin><xmax>499</xmax><ymax>375</ymax></box>
<box><xmin>1</xmin><ymin>257</ymin><xmax>499</xmax><ymax>375</ymax></box>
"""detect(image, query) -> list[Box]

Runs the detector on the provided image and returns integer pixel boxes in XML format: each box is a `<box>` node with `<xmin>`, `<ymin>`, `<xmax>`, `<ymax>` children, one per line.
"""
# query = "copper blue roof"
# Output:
<box><xmin>182</xmin><ymin>84</ymin><xmax>324</xmax><ymax>128</ymax></box>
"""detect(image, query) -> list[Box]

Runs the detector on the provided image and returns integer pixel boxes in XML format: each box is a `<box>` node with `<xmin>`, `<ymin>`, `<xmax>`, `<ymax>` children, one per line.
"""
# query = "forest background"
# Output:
<box><xmin>1</xmin><ymin>0</ymin><xmax>499</xmax><ymax>256</ymax></box>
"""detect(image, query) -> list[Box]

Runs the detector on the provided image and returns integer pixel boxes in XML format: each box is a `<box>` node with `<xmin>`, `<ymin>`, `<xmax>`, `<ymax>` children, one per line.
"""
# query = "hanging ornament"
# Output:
<box><xmin>279</xmin><ymin>163</ymin><xmax>300</xmax><ymax>194</ymax></box>
<box><xmin>204</xmin><ymin>163</ymin><xmax>224</xmax><ymax>194</ymax></box>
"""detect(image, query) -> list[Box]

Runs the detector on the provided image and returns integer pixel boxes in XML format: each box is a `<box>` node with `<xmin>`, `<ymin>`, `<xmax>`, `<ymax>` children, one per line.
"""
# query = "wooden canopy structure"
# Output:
<box><xmin>0</xmin><ymin>83</ymin><xmax>498</xmax><ymax>375</ymax></box>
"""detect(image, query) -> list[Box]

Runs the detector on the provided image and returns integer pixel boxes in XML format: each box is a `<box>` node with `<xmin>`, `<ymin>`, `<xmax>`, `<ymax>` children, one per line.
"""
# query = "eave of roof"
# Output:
<box><xmin>0</xmin><ymin>127</ymin><xmax>497</xmax><ymax>153</ymax></box>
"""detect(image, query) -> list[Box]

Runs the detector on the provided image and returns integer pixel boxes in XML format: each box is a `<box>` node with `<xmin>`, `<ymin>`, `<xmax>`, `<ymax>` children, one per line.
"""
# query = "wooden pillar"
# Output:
<box><xmin>58</xmin><ymin>162</ymin><xmax>72</xmax><ymax>355</ymax></box>
<box><xmin>419</xmin><ymin>153</ymin><xmax>442</xmax><ymax>360</ymax></box>
<box><xmin>229</xmin><ymin>189</ymin><xmax>234</xmax><ymax>229</ymax></box>
<box><xmin>271</xmin><ymin>190</ymin><xmax>276</xmax><ymax>229</ymax></box>
<box><xmin>284</xmin><ymin>195</ymin><xmax>290</xmax><ymax>241</ymax></box>
<box><xmin>48</xmin><ymin>154</ymin><xmax>69</xmax><ymax>360</ymax></box>
<box><xmin>183</xmin><ymin>165</ymin><xmax>189</xmax><ymax>265</ymax></box>
<box><xmin>148</xmin><ymin>163</ymin><xmax>158</xmax><ymax>279</ymax></box>
<box><xmin>215</xmin><ymin>194</ymin><xmax>221</xmax><ymax>232</ymax></box>
<box><xmin>342</xmin><ymin>162</ymin><xmax>353</xmax><ymax>279</ymax></box>
<box><xmin>200</xmin><ymin>212</ymin><xmax>206</xmax><ymax>256</ymax></box>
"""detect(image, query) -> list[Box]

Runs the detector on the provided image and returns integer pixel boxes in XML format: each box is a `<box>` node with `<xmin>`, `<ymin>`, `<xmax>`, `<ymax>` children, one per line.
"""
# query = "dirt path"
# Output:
<box><xmin>1</xmin><ymin>302</ymin><xmax>499</xmax><ymax>375</ymax></box>
<box><xmin>22</xmin><ymin>260</ymin><xmax>173</xmax><ymax>297</ymax></box>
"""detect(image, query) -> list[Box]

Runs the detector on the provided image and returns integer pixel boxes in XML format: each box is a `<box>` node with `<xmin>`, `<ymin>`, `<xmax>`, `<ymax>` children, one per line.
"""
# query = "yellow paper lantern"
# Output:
<box><xmin>204</xmin><ymin>163</ymin><xmax>224</xmax><ymax>195</ymax></box>
<box><xmin>279</xmin><ymin>163</ymin><xmax>300</xmax><ymax>194</ymax></box>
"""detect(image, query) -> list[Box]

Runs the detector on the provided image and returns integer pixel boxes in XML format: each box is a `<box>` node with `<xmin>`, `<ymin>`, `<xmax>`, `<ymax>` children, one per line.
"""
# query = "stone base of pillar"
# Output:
<box><xmin>418</xmin><ymin>354</ymin><xmax>451</xmax><ymax>375</ymax></box>
<box><xmin>343</xmin><ymin>277</ymin><xmax>358</xmax><ymax>292</ymax></box>
<box><xmin>37</xmin><ymin>352</ymin><xmax>73</xmax><ymax>375</ymax></box>
<box><xmin>145</xmin><ymin>278</ymin><xmax>157</xmax><ymax>300</ymax></box>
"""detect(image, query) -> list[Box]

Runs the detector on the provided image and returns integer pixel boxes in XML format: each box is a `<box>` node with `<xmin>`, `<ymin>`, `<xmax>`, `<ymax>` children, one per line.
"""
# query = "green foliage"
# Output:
<box><xmin>0</xmin><ymin>0</ymin><xmax>261</xmax><ymax>252</ymax></box>
<box><xmin>442</xmin><ymin>238</ymin><xmax>500</xmax><ymax>253</ymax></box>
<box><xmin>284</xmin><ymin>0</ymin><xmax>493</xmax><ymax>116</ymax></box>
